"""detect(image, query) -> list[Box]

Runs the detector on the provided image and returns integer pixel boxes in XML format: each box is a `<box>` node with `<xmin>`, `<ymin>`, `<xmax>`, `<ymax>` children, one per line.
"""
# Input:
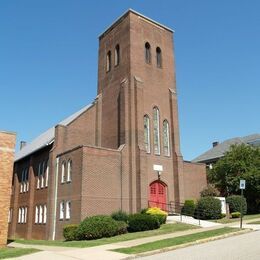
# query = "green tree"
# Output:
<box><xmin>208</xmin><ymin>144</ymin><xmax>260</xmax><ymax>213</ymax></box>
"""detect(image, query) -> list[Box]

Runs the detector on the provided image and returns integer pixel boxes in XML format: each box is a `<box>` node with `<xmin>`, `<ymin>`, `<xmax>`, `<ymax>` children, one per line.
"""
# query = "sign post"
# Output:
<box><xmin>239</xmin><ymin>179</ymin><xmax>246</xmax><ymax>229</ymax></box>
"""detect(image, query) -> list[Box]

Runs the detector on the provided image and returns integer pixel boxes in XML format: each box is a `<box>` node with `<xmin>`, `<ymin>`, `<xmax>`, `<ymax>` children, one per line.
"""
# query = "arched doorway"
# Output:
<box><xmin>149</xmin><ymin>181</ymin><xmax>167</xmax><ymax>210</ymax></box>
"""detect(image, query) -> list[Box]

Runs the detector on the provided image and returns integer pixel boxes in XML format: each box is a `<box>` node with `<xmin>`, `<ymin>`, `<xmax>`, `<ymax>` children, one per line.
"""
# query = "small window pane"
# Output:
<box><xmin>67</xmin><ymin>160</ymin><xmax>72</xmax><ymax>182</ymax></box>
<box><xmin>156</xmin><ymin>47</ymin><xmax>162</xmax><ymax>68</ymax></box>
<box><xmin>35</xmin><ymin>206</ymin><xmax>39</xmax><ymax>223</ymax></box>
<box><xmin>115</xmin><ymin>45</ymin><xmax>120</xmax><ymax>66</ymax></box>
<box><xmin>66</xmin><ymin>201</ymin><xmax>71</xmax><ymax>220</ymax></box>
<box><xmin>61</xmin><ymin>162</ymin><xmax>66</xmax><ymax>183</ymax></box>
<box><xmin>145</xmin><ymin>42</ymin><xmax>151</xmax><ymax>64</ymax></box>
<box><xmin>106</xmin><ymin>51</ymin><xmax>111</xmax><ymax>72</ymax></box>
<box><xmin>60</xmin><ymin>202</ymin><xmax>64</xmax><ymax>220</ymax></box>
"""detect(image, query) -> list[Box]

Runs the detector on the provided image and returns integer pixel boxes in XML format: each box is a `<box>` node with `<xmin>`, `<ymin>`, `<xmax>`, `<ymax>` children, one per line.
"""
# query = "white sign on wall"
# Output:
<box><xmin>153</xmin><ymin>164</ymin><xmax>163</xmax><ymax>172</ymax></box>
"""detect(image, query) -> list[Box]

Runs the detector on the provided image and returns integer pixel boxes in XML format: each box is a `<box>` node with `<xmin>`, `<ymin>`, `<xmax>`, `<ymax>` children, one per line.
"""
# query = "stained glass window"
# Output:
<box><xmin>163</xmin><ymin>120</ymin><xmax>170</xmax><ymax>156</ymax></box>
<box><xmin>153</xmin><ymin>107</ymin><xmax>160</xmax><ymax>155</ymax></box>
<box><xmin>144</xmin><ymin>115</ymin><xmax>151</xmax><ymax>153</ymax></box>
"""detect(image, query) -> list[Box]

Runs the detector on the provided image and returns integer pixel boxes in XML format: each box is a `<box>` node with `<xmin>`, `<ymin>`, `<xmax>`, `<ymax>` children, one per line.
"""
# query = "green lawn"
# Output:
<box><xmin>113</xmin><ymin>227</ymin><xmax>240</xmax><ymax>254</ymax></box>
<box><xmin>12</xmin><ymin>223</ymin><xmax>197</xmax><ymax>248</ymax></box>
<box><xmin>0</xmin><ymin>248</ymin><xmax>39</xmax><ymax>259</ymax></box>
<box><xmin>212</xmin><ymin>214</ymin><xmax>260</xmax><ymax>224</ymax></box>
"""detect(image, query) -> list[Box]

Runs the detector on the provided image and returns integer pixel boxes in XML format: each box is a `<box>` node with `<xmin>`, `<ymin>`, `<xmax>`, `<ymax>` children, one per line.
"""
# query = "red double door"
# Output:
<box><xmin>149</xmin><ymin>181</ymin><xmax>167</xmax><ymax>211</ymax></box>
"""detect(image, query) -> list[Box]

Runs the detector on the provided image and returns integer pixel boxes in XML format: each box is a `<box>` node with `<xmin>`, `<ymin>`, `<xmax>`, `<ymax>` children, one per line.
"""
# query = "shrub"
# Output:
<box><xmin>200</xmin><ymin>184</ymin><xmax>220</xmax><ymax>197</ymax></box>
<box><xmin>226</xmin><ymin>195</ymin><xmax>247</xmax><ymax>215</ymax></box>
<box><xmin>221</xmin><ymin>213</ymin><xmax>226</xmax><ymax>218</ymax></box>
<box><xmin>140</xmin><ymin>208</ymin><xmax>148</xmax><ymax>214</ymax></box>
<box><xmin>116</xmin><ymin>221</ymin><xmax>128</xmax><ymax>235</ymax></box>
<box><xmin>128</xmin><ymin>213</ymin><xmax>160</xmax><ymax>232</ymax></box>
<box><xmin>111</xmin><ymin>210</ymin><xmax>129</xmax><ymax>223</ymax></box>
<box><xmin>63</xmin><ymin>224</ymin><xmax>79</xmax><ymax>241</ymax></box>
<box><xmin>231</xmin><ymin>211</ymin><xmax>241</xmax><ymax>218</ymax></box>
<box><xmin>146</xmin><ymin>207</ymin><xmax>168</xmax><ymax>224</ymax></box>
<box><xmin>181</xmin><ymin>200</ymin><xmax>195</xmax><ymax>216</ymax></box>
<box><xmin>194</xmin><ymin>196</ymin><xmax>222</xmax><ymax>220</ymax></box>
<box><xmin>77</xmin><ymin>215</ymin><xmax>120</xmax><ymax>240</ymax></box>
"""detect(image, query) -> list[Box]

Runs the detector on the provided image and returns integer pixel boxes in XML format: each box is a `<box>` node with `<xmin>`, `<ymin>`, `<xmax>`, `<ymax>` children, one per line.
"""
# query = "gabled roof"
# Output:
<box><xmin>15</xmin><ymin>104</ymin><xmax>93</xmax><ymax>162</ymax></box>
<box><xmin>192</xmin><ymin>133</ymin><xmax>260</xmax><ymax>163</ymax></box>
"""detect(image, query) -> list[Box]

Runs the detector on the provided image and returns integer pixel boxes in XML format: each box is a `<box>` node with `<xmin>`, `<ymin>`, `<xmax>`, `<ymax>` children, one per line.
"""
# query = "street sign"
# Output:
<box><xmin>240</xmin><ymin>179</ymin><xmax>246</xmax><ymax>190</ymax></box>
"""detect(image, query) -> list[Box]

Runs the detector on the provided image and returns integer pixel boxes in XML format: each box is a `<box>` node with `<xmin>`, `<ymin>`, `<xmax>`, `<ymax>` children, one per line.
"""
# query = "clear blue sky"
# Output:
<box><xmin>0</xmin><ymin>0</ymin><xmax>259</xmax><ymax>160</ymax></box>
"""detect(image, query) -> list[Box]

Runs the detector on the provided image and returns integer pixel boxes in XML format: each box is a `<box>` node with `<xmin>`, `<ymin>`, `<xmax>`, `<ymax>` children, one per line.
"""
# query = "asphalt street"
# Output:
<box><xmin>140</xmin><ymin>230</ymin><xmax>260</xmax><ymax>260</ymax></box>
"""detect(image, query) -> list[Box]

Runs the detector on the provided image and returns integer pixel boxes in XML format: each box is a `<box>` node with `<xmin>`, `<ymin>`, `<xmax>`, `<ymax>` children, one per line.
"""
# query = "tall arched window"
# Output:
<box><xmin>153</xmin><ymin>107</ymin><xmax>160</xmax><ymax>155</ymax></box>
<box><xmin>115</xmin><ymin>44</ymin><xmax>120</xmax><ymax>66</ymax></box>
<box><xmin>106</xmin><ymin>50</ymin><xmax>111</xmax><ymax>72</ymax></box>
<box><xmin>145</xmin><ymin>42</ymin><xmax>151</xmax><ymax>64</ymax></box>
<box><xmin>67</xmin><ymin>160</ymin><xmax>72</xmax><ymax>182</ymax></box>
<box><xmin>144</xmin><ymin>115</ymin><xmax>151</xmax><ymax>153</ymax></box>
<box><xmin>163</xmin><ymin>120</ymin><xmax>170</xmax><ymax>156</ymax></box>
<box><xmin>156</xmin><ymin>47</ymin><xmax>162</xmax><ymax>68</ymax></box>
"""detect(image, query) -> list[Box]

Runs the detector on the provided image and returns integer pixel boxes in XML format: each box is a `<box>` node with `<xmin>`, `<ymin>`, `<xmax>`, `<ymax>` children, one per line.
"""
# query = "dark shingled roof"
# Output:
<box><xmin>192</xmin><ymin>133</ymin><xmax>260</xmax><ymax>163</ymax></box>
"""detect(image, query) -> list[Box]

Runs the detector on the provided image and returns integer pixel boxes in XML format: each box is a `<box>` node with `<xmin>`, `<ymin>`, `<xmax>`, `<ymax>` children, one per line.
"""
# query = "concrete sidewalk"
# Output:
<box><xmin>10</xmin><ymin>225</ymin><xmax>226</xmax><ymax>260</ymax></box>
<box><xmin>10</xmin><ymin>218</ymin><xmax>260</xmax><ymax>260</ymax></box>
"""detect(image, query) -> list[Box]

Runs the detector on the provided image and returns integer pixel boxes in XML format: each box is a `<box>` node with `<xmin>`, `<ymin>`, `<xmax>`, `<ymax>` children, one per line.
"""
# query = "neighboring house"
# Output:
<box><xmin>8</xmin><ymin>9</ymin><xmax>207</xmax><ymax>241</ymax></box>
<box><xmin>192</xmin><ymin>133</ymin><xmax>260</xmax><ymax>167</ymax></box>
<box><xmin>0</xmin><ymin>131</ymin><xmax>16</xmax><ymax>247</ymax></box>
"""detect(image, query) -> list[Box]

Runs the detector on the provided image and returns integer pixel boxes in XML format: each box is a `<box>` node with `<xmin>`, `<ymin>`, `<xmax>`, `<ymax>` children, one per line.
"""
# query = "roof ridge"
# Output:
<box><xmin>15</xmin><ymin>103</ymin><xmax>93</xmax><ymax>162</ymax></box>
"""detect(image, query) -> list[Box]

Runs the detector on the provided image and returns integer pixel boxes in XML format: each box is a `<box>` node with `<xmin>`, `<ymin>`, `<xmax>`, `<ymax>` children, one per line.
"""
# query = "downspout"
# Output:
<box><xmin>52</xmin><ymin>157</ymin><xmax>59</xmax><ymax>240</ymax></box>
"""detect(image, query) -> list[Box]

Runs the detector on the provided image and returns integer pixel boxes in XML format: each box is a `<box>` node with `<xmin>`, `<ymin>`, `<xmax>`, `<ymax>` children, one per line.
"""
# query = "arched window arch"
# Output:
<box><xmin>61</xmin><ymin>161</ymin><xmax>66</xmax><ymax>183</ymax></box>
<box><xmin>163</xmin><ymin>120</ymin><xmax>170</xmax><ymax>156</ymax></box>
<box><xmin>106</xmin><ymin>50</ymin><xmax>111</xmax><ymax>72</ymax></box>
<box><xmin>67</xmin><ymin>160</ymin><xmax>72</xmax><ymax>182</ymax></box>
<box><xmin>144</xmin><ymin>115</ymin><xmax>151</xmax><ymax>153</ymax></box>
<box><xmin>115</xmin><ymin>44</ymin><xmax>120</xmax><ymax>66</ymax></box>
<box><xmin>153</xmin><ymin>107</ymin><xmax>160</xmax><ymax>155</ymax></box>
<box><xmin>156</xmin><ymin>47</ymin><xmax>162</xmax><ymax>68</ymax></box>
<box><xmin>145</xmin><ymin>42</ymin><xmax>151</xmax><ymax>64</ymax></box>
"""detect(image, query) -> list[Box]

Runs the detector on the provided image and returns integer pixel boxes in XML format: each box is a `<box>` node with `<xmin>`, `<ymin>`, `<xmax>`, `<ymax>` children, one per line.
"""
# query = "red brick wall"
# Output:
<box><xmin>81</xmin><ymin>146</ymin><xmax>122</xmax><ymax>218</ymax></box>
<box><xmin>183</xmin><ymin>161</ymin><xmax>207</xmax><ymax>200</ymax></box>
<box><xmin>0</xmin><ymin>131</ymin><xmax>16</xmax><ymax>247</ymax></box>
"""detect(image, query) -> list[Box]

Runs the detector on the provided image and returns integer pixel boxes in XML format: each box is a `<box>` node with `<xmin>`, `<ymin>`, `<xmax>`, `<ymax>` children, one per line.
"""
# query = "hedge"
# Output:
<box><xmin>231</xmin><ymin>212</ymin><xmax>241</xmax><ymax>218</ymax></box>
<box><xmin>181</xmin><ymin>200</ymin><xmax>195</xmax><ymax>216</ymax></box>
<box><xmin>63</xmin><ymin>224</ymin><xmax>79</xmax><ymax>241</ymax></box>
<box><xmin>226</xmin><ymin>195</ymin><xmax>247</xmax><ymax>215</ymax></box>
<box><xmin>77</xmin><ymin>215</ymin><xmax>121</xmax><ymax>240</ymax></box>
<box><xmin>111</xmin><ymin>210</ymin><xmax>129</xmax><ymax>223</ymax></box>
<box><xmin>194</xmin><ymin>196</ymin><xmax>222</xmax><ymax>220</ymax></box>
<box><xmin>127</xmin><ymin>213</ymin><xmax>160</xmax><ymax>232</ymax></box>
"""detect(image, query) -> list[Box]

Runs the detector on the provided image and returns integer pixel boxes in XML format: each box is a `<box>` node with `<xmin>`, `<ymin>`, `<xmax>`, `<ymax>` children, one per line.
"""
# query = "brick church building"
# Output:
<box><xmin>8</xmin><ymin>10</ymin><xmax>207</xmax><ymax>240</ymax></box>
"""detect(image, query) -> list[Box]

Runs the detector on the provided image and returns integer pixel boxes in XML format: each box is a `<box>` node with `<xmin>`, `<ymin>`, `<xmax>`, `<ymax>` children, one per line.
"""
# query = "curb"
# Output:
<box><xmin>122</xmin><ymin>228</ymin><xmax>252</xmax><ymax>259</ymax></box>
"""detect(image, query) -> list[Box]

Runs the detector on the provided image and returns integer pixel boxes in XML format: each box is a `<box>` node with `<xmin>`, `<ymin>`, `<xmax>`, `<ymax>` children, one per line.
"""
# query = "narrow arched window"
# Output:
<box><xmin>144</xmin><ymin>115</ymin><xmax>151</xmax><ymax>153</ymax></box>
<box><xmin>61</xmin><ymin>161</ymin><xmax>66</xmax><ymax>183</ymax></box>
<box><xmin>156</xmin><ymin>47</ymin><xmax>162</xmax><ymax>68</ymax></box>
<box><xmin>67</xmin><ymin>160</ymin><xmax>72</xmax><ymax>182</ymax></box>
<box><xmin>145</xmin><ymin>42</ymin><xmax>151</xmax><ymax>64</ymax></box>
<box><xmin>153</xmin><ymin>107</ymin><xmax>160</xmax><ymax>155</ymax></box>
<box><xmin>35</xmin><ymin>206</ymin><xmax>38</xmax><ymax>223</ymax></box>
<box><xmin>115</xmin><ymin>44</ymin><xmax>120</xmax><ymax>66</ymax></box>
<box><xmin>106</xmin><ymin>51</ymin><xmax>111</xmax><ymax>72</ymax></box>
<box><xmin>163</xmin><ymin>120</ymin><xmax>170</xmax><ymax>156</ymax></box>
